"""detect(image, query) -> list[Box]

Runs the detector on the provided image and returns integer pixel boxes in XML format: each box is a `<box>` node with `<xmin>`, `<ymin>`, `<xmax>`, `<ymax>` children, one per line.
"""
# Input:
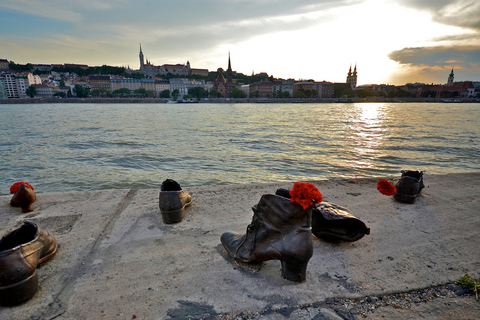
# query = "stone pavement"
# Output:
<box><xmin>1</xmin><ymin>173</ymin><xmax>479</xmax><ymax>319</ymax></box>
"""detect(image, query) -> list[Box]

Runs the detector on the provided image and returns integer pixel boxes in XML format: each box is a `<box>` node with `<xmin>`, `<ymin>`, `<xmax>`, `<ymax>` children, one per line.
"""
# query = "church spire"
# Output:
<box><xmin>227</xmin><ymin>51</ymin><xmax>232</xmax><ymax>73</ymax></box>
<box><xmin>447</xmin><ymin>68</ymin><xmax>455</xmax><ymax>86</ymax></box>
<box><xmin>139</xmin><ymin>43</ymin><xmax>145</xmax><ymax>70</ymax></box>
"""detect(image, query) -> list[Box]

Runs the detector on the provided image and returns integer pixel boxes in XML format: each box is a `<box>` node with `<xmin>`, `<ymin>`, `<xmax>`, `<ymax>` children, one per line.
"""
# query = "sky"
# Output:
<box><xmin>1</xmin><ymin>0</ymin><xmax>479</xmax><ymax>85</ymax></box>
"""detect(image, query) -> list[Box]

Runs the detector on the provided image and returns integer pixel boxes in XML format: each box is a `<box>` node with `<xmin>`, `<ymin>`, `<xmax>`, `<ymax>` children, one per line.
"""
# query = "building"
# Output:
<box><xmin>169</xmin><ymin>78</ymin><xmax>206</xmax><ymax>97</ymax></box>
<box><xmin>273</xmin><ymin>81</ymin><xmax>294</xmax><ymax>97</ymax></box>
<box><xmin>31</xmin><ymin>84</ymin><xmax>61</xmax><ymax>98</ymax></box>
<box><xmin>292</xmin><ymin>81</ymin><xmax>334</xmax><ymax>98</ymax></box>
<box><xmin>346</xmin><ymin>64</ymin><xmax>358</xmax><ymax>89</ymax></box>
<box><xmin>111</xmin><ymin>78</ymin><xmax>155</xmax><ymax>93</ymax></box>
<box><xmin>249</xmin><ymin>81</ymin><xmax>276</xmax><ymax>98</ymax></box>
<box><xmin>314</xmin><ymin>81</ymin><xmax>335</xmax><ymax>98</ymax></box>
<box><xmin>155</xmin><ymin>80</ymin><xmax>170</xmax><ymax>96</ymax></box>
<box><xmin>14</xmin><ymin>73</ymin><xmax>30</xmax><ymax>98</ymax></box>
<box><xmin>0</xmin><ymin>59</ymin><xmax>9</xmax><ymax>70</ymax></box>
<box><xmin>0</xmin><ymin>72</ymin><xmax>21</xmax><ymax>98</ymax></box>
<box><xmin>212</xmin><ymin>72</ymin><xmax>227</xmax><ymax>97</ymax></box>
<box><xmin>0</xmin><ymin>79</ymin><xmax>7</xmax><ymax>98</ymax></box>
<box><xmin>137</xmin><ymin>44</ymin><xmax>208</xmax><ymax>78</ymax></box>
<box><xmin>89</xmin><ymin>75</ymin><xmax>111</xmax><ymax>92</ymax></box>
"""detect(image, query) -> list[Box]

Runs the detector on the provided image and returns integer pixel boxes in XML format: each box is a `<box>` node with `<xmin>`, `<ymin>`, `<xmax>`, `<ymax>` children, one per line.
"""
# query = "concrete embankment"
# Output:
<box><xmin>1</xmin><ymin>173</ymin><xmax>479</xmax><ymax>319</ymax></box>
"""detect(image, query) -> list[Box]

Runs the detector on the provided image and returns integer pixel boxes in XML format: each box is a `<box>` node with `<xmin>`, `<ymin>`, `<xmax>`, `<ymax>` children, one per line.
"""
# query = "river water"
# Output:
<box><xmin>1</xmin><ymin>102</ymin><xmax>479</xmax><ymax>195</ymax></box>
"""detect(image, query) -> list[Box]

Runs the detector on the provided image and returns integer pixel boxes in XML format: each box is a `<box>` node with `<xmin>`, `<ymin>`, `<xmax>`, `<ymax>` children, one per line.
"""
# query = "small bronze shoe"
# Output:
<box><xmin>0</xmin><ymin>221</ymin><xmax>57</xmax><ymax>306</ymax></box>
<box><xmin>159</xmin><ymin>179</ymin><xmax>192</xmax><ymax>224</ymax></box>
<box><xmin>10</xmin><ymin>184</ymin><xmax>36</xmax><ymax>213</ymax></box>
<box><xmin>312</xmin><ymin>202</ymin><xmax>370</xmax><ymax>242</ymax></box>
<box><xmin>393</xmin><ymin>170</ymin><xmax>424</xmax><ymax>204</ymax></box>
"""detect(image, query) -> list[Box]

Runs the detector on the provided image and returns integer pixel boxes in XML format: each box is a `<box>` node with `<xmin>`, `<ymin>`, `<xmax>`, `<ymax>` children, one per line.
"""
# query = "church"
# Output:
<box><xmin>134</xmin><ymin>44</ymin><xmax>209</xmax><ymax>78</ymax></box>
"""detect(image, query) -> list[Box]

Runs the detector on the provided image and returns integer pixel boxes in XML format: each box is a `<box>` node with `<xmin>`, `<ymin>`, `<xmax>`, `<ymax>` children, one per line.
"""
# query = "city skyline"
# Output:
<box><xmin>1</xmin><ymin>0</ymin><xmax>479</xmax><ymax>85</ymax></box>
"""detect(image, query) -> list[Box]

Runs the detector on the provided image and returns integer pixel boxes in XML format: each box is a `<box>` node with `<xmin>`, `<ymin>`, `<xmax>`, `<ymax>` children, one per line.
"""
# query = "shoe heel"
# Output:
<box><xmin>280</xmin><ymin>258</ymin><xmax>309</xmax><ymax>282</ymax></box>
<box><xmin>0</xmin><ymin>271</ymin><xmax>38</xmax><ymax>306</ymax></box>
<box><xmin>161</xmin><ymin>208</ymin><xmax>185</xmax><ymax>224</ymax></box>
<box><xmin>393</xmin><ymin>192</ymin><xmax>416</xmax><ymax>204</ymax></box>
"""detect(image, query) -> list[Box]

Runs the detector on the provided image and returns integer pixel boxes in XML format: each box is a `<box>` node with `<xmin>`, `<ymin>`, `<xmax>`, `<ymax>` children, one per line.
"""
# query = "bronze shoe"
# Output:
<box><xmin>312</xmin><ymin>202</ymin><xmax>370</xmax><ymax>242</ymax></box>
<box><xmin>10</xmin><ymin>184</ymin><xmax>36</xmax><ymax>213</ymax></box>
<box><xmin>393</xmin><ymin>170</ymin><xmax>425</xmax><ymax>204</ymax></box>
<box><xmin>159</xmin><ymin>179</ymin><xmax>192</xmax><ymax>224</ymax></box>
<box><xmin>0</xmin><ymin>221</ymin><xmax>57</xmax><ymax>306</ymax></box>
<box><xmin>221</xmin><ymin>194</ymin><xmax>313</xmax><ymax>282</ymax></box>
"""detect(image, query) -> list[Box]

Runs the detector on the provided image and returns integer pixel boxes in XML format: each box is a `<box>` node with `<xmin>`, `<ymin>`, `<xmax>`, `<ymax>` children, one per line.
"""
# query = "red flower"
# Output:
<box><xmin>10</xmin><ymin>182</ymin><xmax>34</xmax><ymax>194</ymax></box>
<box><xmin>289</xmin><ymin>182</ymin><xmax>323</xmax><ymax>210</ymax></box>
<box><xmin>377</xmin><ymin>180</ymin><xmax>396</xmax><ymax>196</ymax></box>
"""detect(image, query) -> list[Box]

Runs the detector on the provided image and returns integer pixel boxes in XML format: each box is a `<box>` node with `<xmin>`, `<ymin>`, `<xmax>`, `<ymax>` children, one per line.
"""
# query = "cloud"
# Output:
<box><xmin>398</xmin><ymin>0</ymin><xmax>480</xmax><ymax>30</ymax></box>
<box><xmin>387</xmin><ymin>45</ymin><xmax>480</xmax><ymax>83</ymax></box>
<box><xmin>389</xmin><ymin>46</ymin><xmax>480</xmax><ymax>66</ymax></box>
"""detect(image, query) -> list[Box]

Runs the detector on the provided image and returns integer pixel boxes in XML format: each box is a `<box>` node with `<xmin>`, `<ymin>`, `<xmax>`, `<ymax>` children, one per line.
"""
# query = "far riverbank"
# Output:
<box><xmin>1</xmin><ymin>97</ymin><xmax>479</xmax><ymax>104</ymax></box>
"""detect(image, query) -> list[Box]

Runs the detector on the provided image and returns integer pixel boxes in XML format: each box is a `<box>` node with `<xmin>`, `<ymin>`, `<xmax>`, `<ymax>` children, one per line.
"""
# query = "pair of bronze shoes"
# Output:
<box><xmin>221</xmin><ymin>188</ymin><xmax>370</xmax><ymax>283</ymax></box>
<box><xmin>0</xmin><ymin>221</ymin><xmax>57</xmax><ymax>306</ymax></box>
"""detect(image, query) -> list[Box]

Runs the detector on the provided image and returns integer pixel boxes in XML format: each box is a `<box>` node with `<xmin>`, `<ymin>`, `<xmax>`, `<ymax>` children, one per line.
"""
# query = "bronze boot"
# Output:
<box><xmin>10</xmin><ymin>184</ymin><xmax>36</xmax><ymax>213</ymax></box>
<box><xmin>312</xmin><ymin>202</ymin><xmax>370</xmax><ymax>242</ymax></box>
<box><xmin>221</xmin><ymin>194</ymin><xmax>313</xmax><ymax>282</ymax></box>
<box><xmin>0</xmin><ymin>221</ymin><xmax>57</xmax><ymax>306</ymax></box>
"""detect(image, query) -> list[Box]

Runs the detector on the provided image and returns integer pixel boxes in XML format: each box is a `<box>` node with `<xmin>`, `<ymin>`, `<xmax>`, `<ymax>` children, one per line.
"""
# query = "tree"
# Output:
<box><xmin>73</xmin><ymin>85</ymin><xmax>90</xmax><ymax>98</ymax></box>
<box><xmin>25</xmin><ymin>86</ymin><xmax>37</xmax><ymax>98</ymax></box>
<box><xmin>159</xmin><ymin>89</ymin><xmax>170</xmax><ymax>98</ymax></box>
<box><xmin>129</xmin><ymin>73</ymin><xmax>145</xmax><ymax>79</ymax></box>
<box><xmin>250</xmin><ymin>90</ymin><xmax>260</xmax><ymax>98</ymax></box>
<box><xmin>229</xmin><ymin>87</ymin><xmax>247</xmax><ymax>98</ymax></box>
<box><xmin>54</xmin><ymin>92</ymin><xmax>66</xmax><ymax>98</ymax></box>
<box><xmin>134</xmin><ymin>88</ymin><xmax>147</xmax><ymax>97</ymax></box>
<box><xmin>209</xmin><ymin>89</ymin><xmax>223</xmax><ymax>98</ymax></box>
<box><xmin>188</xmin><ymin>87</ymin><xmax>208</xmax><ymax>99</ymax></box>
<box><xmin>357</xmin><ymin>89</ymin><xmax>374</xmax><ymax>98</ymax></box>
<box><xmin>113</xmin><ymin>88</ymin><xmax>131</xmax><ymax>96</ymax></box>
<box><xmin>172</xmin><ymin>89</ymin><xmax>180</xmax><ymax>100</ymax></box>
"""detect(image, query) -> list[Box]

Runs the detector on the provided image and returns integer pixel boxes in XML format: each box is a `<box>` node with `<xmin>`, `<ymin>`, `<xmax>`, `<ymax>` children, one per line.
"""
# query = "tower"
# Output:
<box><xmin>447</xmin><ymin>68</ymin><xmax>454</xmax><ymax>86</ymax></box>
<box><xmin>226</xmin><ymin>52</ymin><xmax>234</xmax><ymax>94</ymax></box>
<box><xmin>346</xmin><ymin>64</ymin><xmax>357</xmax><ymax>89</ymax></box>
<box><xmin>139</xmin><ymin>44</ymin><xmax>145</xmax><ymax>70</ymax></box>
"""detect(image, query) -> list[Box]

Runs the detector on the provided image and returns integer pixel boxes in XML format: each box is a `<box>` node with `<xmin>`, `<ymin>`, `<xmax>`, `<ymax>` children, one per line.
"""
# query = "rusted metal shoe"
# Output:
<box><xmin>221</xmin><ymin>194</ymin><xmax>313</xmax><ymax>282</ymax></box>
<box><xmin>159</xmin><ymin>179</ymin><xmax>192</xmax><ymax>224</ymax></box>
<box><xmin>0</xmin><ymin>221</ymin><xmax>57</xmax><ymax>306</ymax></box>
<box><xmin>393</xmin><ymin>170</ymin><xmax>425</xmax><ymax>204</ymax></box>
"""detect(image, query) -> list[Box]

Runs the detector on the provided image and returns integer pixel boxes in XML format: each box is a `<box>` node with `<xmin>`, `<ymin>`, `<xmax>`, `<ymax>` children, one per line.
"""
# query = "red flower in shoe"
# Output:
<box><xmin>289</xmin><ymin>182</ymin><xmax>323</xmax><ymax>210</ymax></box>
<box><xmin>10</xmin><ymin>182</ymin><xmax>34</xmax><ymax>194</ymax></box>
<box><xmin>377</xmin><ymin>180</ymin><xmax>396</xmax><ymax>196</ymax></box>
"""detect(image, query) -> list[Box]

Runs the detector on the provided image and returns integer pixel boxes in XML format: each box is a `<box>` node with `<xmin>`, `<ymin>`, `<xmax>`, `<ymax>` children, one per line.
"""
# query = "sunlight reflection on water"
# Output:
<box><xmin>1</xmin><ymin>102</ymin><xmax>479</xmax><ymax>194</ymax></box>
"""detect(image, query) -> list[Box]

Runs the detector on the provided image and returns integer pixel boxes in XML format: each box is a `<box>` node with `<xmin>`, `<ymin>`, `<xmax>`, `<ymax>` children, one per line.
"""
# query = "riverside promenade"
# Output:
<box><xmin>1</xmin><ymin>173</ymin><xmax>479</xmax><ymax>319</ymax></box>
